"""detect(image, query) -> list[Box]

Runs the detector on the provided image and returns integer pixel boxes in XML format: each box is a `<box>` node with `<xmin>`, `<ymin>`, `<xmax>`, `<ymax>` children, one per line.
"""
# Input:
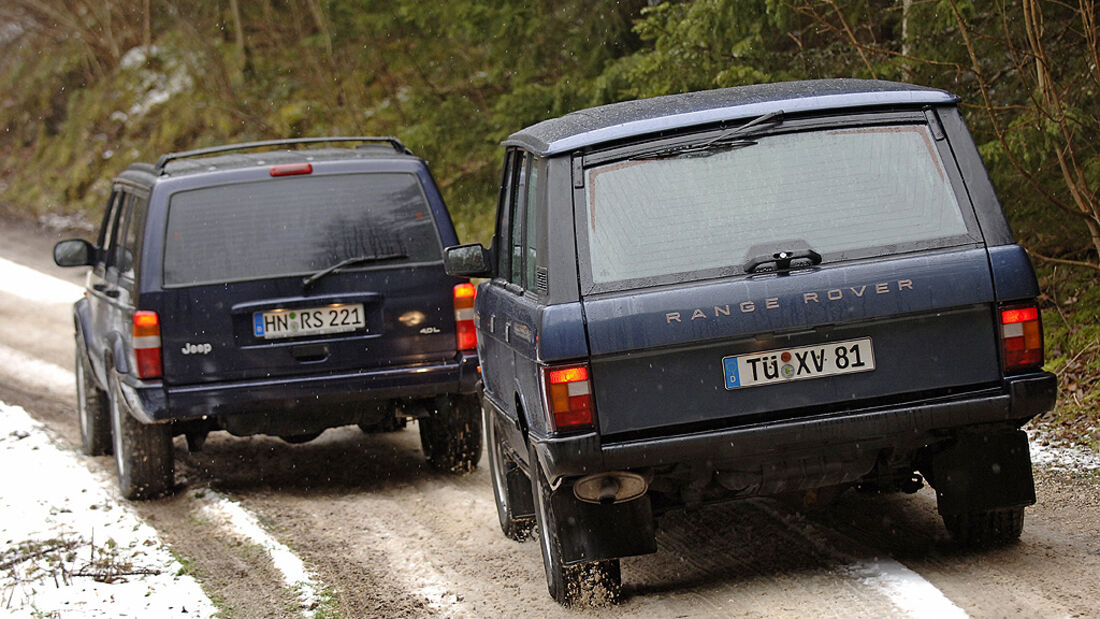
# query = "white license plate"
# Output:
<box><xmin>722</xmin><ymin>337</ymin><xmax>875</xmax><ymax>390</ymax></box>
<box><xmin>252</xmin><ymin>304</ymin><xmax>366</xmax><ymax>340</ymax></box>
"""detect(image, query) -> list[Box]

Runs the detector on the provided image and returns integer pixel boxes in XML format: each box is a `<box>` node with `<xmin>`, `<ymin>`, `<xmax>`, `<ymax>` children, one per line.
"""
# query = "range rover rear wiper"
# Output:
<box><xmin>631</xmin><ymin>109</ymin><xmax>784</xmax><ymax>160</ymax></box>
<box><xmin>302</xmin><ymin>253</ymin><xmax>406</xmax><ymax>290</ymax></box>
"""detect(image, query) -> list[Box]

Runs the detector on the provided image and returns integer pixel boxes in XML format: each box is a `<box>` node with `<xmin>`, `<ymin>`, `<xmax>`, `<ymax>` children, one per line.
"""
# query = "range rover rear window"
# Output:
<box><xmin>579</xmin><ymin>123</ymin><xmax>980</xmax><ymax>291</ymax></box>
<box><xmin>163</xmin><ymin>172</ymin><xmax>441</xmax><ymax>287</ymax></box>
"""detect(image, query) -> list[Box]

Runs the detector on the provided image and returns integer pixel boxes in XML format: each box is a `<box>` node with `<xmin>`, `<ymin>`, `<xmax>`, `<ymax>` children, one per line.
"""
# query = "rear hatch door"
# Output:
<box><xmin>576</xmin><ymin>118</ymin><xmax>1002</xmax><ymax>438</ymax></box>
<box><xmin>154</xmin><ymin>168</ymin><xmax>458</xmax><ymax>384</ymax></box>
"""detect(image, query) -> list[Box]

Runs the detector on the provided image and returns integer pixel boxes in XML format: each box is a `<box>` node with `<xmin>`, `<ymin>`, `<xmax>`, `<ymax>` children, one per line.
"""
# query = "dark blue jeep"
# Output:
<box><xmin>54</xmin><ymin>137</ymin><xmax>482</xmax><ymax>500</ymax></box>
<box><xmin>444</xmin><ymin>80</ymin><xmax>1057</xmax><ymax>604</ymax></box>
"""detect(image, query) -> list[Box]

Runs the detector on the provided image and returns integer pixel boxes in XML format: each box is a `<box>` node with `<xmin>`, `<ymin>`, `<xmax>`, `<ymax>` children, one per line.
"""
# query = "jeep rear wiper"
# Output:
<box><xmin>631</xmin><ymin>109</ymin><xmax>784</xmax><ymax>160</ymax></box>
<box><xmin>302</xmin><ymin>253</ymin><xmax>406</xmax><ymax>290</ymax></box>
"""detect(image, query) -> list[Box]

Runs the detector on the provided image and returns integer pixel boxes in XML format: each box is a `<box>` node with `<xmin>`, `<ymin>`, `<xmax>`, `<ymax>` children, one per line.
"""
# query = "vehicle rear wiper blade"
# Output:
<box><xmin>630</xmin><ymin>109</ymin><xmax>784</xmax><ymax>160</ymax></box>
<box><xmin>302</xmin><ymin>253</ymin><xmax>406</xmax><ymax>290</ymax></box>
<box><xmin>701</xmin><ymin>109</ymin><xmax>784</xmax><ymax>147</ymax></box>
<box><xmin>634</xmin><ymin>139</ymin><xmax>757</xmax><ymax>160</ymax></box>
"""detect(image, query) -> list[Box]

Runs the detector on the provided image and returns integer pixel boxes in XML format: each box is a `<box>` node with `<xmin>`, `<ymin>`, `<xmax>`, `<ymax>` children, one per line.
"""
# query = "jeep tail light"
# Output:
<box><xmin>453</xmin><ymin>283</ymin><xmax>477</xmax><ymax>351</ymax></box>
<box><xmin>542</xmin><ymin>363</ymin><xmax>594</xmax><ymax>432</ymax></box>
<box><xmin>132</xmin><ymin>310</ymin><xmax>163</xmax><ymax>379</ymax></box>
<box><xmin>269</xmin><ymin>163</ymin><xmax>313</xmax><ymax>177</ymax></box>
<box><xmin>1001</xmin><ymin>304</ymin><xmax>1043</xmax><ymax>372</ymax></box>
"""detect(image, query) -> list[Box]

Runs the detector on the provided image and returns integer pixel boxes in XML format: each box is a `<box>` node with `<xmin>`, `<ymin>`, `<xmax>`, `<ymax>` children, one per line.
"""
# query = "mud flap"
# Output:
<box><xmin>507</xmin><ymin>463</ymin><xmax>535</xmax><ymax>518</ymax></box>
<box><xmin>931</xmin><ymin>429</ymin><xmax>1035</xmax><ymax>516</ymax></box>
<box><xmin>550</xmin><ymin>486</ymin><xmax>657</xmax><ymax>565</ymax></box>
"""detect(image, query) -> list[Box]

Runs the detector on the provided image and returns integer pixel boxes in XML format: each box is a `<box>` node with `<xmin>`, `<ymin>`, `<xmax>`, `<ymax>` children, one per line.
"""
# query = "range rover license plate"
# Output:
<box><xmin>253</xmin><ymin>304</ymin><xmax>366</xmax><ymax>340</ymax></box>
<box><xmin>722</xmin><ymin>337</ymin><xmax>874</xmax><ymax>390</ymax></box>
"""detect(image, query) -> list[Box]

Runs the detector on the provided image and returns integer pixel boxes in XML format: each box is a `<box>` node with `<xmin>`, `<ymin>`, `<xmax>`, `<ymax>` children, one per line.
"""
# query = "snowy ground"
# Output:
<box><xmin>0</xmin><ymin>401</ymin><xmax>218</xmax><ymax>617</ymax></box>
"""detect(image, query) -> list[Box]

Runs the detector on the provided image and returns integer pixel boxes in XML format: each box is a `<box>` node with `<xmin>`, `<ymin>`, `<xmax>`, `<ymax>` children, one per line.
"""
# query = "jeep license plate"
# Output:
<box><xmin>722</xmin><ymin>337</ymin><xmax>875</xmax><ymax>390</ymax></box>
<box><xmin>253</xmin><ymin>304</ymin><xmax>366</xmax><ymax>340</ymax></box>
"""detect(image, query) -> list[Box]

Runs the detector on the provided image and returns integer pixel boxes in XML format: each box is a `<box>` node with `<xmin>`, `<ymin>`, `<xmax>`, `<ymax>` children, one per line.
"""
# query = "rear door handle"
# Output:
<box><xmin>291</xmin><ymin>344</ymin><xmax>329</xmax><ymax>363</ymax></box>
<box><xmin>92</xmin><ymin>284</ymin><xmax>108</xmax><ymax>292</ymax></box>
<box><xmin>104</xmin><ymin>289</ymin><xmax>120</xmax><ymax>298</ymax></box>
<box><xmin>504</xmin><ymin>321</ymin><xmax>511</xmax><ymax>343</ymax></box>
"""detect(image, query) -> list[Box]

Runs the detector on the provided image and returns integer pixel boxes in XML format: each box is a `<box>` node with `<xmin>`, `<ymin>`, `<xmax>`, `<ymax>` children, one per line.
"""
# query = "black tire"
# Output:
<box><xmin>943</xmin><ymin>506</ymin><xmax>1025</xmax><ymax>547</ymax></box>
<box><xmin>485</xmin><ymin>404</ymin><xmax>535</xmax><ymax>540</ymax></box>
<box><xmin>108</xmin><ymin>372</ymin><xmax>174</xmax><ymax>500</ymax></box>
<box><xmin>75</xmin><ymin>342</ymin><xmax>111</xmax><ymax>456</ymax></box>
<box><xmin>530</xmin><ymin>445</ymin><xmax>622</xmax><ymax>606</ymax></box>
<box><xmin>418</xmin><ymin>394</ymin><xmax>482</xmax><ymax>473</ymax></box>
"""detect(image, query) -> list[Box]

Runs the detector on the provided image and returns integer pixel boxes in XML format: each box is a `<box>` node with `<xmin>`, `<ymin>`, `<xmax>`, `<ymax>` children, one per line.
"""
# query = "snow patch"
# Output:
<box><xmin>757</xmin><ymin>501</ymin><xmax>969</xmax><ymax>618</ymax></box>
<box><xmin>1028</xmin><ymin>430</ymin><xmax>1100</xmax><ymax>472</ymax></box>
<box><xmin>0</xmin><ymin>256</ymin><xmax>84</xmax><ymax>305</ymax></box>
<box><xmin>844</xmin><ymin>558</ymin><xmax>968</xmax><ymax>619</ymax></box>
<box><xmin>0</xmin><ymin>343</ymin><xmax>75</xmax><ymax>396</ymax></box>
<box><xmin>0</xmin><ymin>401</ymin><xmax>218</xmax><ymax>617</ymax></box>
<box><xmin>196</xmin><ymin>491</ymin><xmax>322</xmax><ymax>615</ymax></box>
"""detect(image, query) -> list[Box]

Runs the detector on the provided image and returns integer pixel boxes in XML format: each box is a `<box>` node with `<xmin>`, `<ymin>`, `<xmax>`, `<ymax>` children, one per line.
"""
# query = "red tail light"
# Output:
<box><xmin>132</xmin><ymin>310</ymin><xmax>163</xmax><ymax>379</ymax></box>
<box><xmin>1001</xmin><ymin>304</ymin><xmax>1043</xmax><ymax>372</ymax></box>
<box><xmin>269</xmin><ymin>163</ymin><xmax>313</xmax><ymax>177</ymax></box>
<box><xmin>453</xmin><ymin>283</ymin><xmax>477</xmax><ymax>351</ymax></box>
<box><xmin>542</xmin><ymin>363</ymin><xmax>594</xmax><ymax>432</ymax></box>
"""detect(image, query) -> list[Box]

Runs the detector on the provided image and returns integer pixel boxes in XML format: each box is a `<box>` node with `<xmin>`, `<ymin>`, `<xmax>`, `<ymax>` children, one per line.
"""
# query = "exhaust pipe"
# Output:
<box><xmin>573</xmin><ymin>472</ymin><xmax>648</xmax><ymax>505</ymax></box>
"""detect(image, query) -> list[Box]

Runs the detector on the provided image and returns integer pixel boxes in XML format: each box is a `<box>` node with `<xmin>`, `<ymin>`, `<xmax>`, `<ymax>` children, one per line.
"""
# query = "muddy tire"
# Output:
<box><xmin>108</xmin><ymin>372</ymin><xmax>174</xmax><ymax>500</ymax></box>
<box><xmin>944</xmin><ymin>506</ymin><xmax>1025</xmax><ymax>547</ymax></box>
<box><xmin>75</xmin><ymin>341</ymin><xmax>111</xmax><ymax>456</ymax></box>
<box><xmin>418</xmin><ymin>394</ymin><xmax>482</xmax><ymax>473</ymax></box>
<box><xmin>530</xmin><ymin>445</ymin><xmax>621</xmax><ymax>606</ymax></box>
<box><xmin>485</xmin><ymin>405</ymin><xmax>535</xmax><ymax>540</ymax></box>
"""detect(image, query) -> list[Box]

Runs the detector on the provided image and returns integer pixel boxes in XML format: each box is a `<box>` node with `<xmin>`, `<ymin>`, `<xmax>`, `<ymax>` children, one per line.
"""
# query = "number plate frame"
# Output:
<box><xmin>722</xmin><ymin>337</ymin><xmax>875</xmax><ymax>390</ymax></box>
<box><xmin>252</xmin><ymin>303</ymin><xmax>366</xmax><ymax>340</ymax></box>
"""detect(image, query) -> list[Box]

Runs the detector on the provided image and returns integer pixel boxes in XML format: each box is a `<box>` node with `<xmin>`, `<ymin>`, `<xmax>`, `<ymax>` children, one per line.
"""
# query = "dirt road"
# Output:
<box><xmin>3</xmin><ymin>214</ymin><xmax>1099</xmax><ymax>618</ymax></box>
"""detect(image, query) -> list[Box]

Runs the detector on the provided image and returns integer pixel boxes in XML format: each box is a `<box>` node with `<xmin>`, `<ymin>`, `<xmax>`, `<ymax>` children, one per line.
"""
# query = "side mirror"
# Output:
<box><xmin>53</xmin><ymin>239</ymin><xmax>95</xmax><ymax>267</ymax></box>
<box><xmin>443</xmin><ymin>243</ymin><xmax>493</xmax><ymax>278</ymax></box>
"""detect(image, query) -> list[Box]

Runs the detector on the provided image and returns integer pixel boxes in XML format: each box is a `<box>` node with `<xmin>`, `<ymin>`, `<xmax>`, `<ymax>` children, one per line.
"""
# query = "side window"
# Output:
<box><xmin>496</xmin><ymin>152</ymin><xmax>519</xmax><ymax>280</ymax></box>
<box><xmin>510</xmin><ymin>155</ymin><xmax>529</xmax><ymax>284</ymax></box>
<box><xmin>114</xmin><ymin>193</ymin><xmax>143</xmax><ymax>280</ymax></box>
<box><xmin>95</xmin><ymin>191</ymin><xmax>124</xmax><ymax>273</ymax></box>
<box><xmin>524</xmin><ymin>158</ymin><xmax>540</xmax><ymax>290</ymax></box>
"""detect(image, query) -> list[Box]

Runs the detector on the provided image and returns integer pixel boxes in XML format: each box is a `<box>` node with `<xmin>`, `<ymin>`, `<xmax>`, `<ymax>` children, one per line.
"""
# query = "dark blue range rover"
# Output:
<box><xmin>444</xmin><ymin>80</ymin><xmax>1057</xmax><ymax>604</ymax></box>
<box><xmin>55</xmin><ymin>137</ymin><xmax>482</xmax><ymax>500</ymax></box>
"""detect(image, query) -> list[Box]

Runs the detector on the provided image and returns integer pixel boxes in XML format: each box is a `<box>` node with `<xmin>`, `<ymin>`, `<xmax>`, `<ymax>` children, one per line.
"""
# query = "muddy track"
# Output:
<box><xmin>3</xmin><ymin>212</ymin><xmax>1100</xmax><ymax>618</ymax></box>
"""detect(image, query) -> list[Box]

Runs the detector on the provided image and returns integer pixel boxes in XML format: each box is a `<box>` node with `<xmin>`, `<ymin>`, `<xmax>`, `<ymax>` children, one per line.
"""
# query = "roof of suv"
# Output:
<box><xmin>116</xmin><ymin>138</ymin><xmax>419</xmax><ymax>185</ymax></box>
<box><xmin>504</xmin><ymin>79</ymin><xmax>958</xmax><ymax>157</ymax></box>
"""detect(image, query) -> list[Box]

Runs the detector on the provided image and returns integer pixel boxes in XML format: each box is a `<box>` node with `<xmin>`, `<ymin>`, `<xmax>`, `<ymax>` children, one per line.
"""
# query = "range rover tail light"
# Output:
<box><xmin>132</xmin><ymin>311</ymin><xmax>163</xmax><ymax>379</ymax></box>
<box><xmin>1000</xmin><ymin>304</ymin><xmax>1043</xmax><ymax>372</ymax></box>
<box><xmin>542</xmin><ymin>363</ymin><xmax>594</xmax><ymax>432</ymax></box>
<box><xmin>453</xmin><ymin>283</ymin><xmax>477</xmax><ymax>351</ymax></box>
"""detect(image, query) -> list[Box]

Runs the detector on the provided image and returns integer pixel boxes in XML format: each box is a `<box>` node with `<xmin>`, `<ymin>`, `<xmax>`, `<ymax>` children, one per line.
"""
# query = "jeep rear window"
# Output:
<box><xmin>163</xmin><ymin>173</ymin><xmax>441</xmax><ymax>287</ymax></box>
<box><xmin>581</xmin><ymin>124</ymin><xmax>977</xmax><ymax>288</ymax></box>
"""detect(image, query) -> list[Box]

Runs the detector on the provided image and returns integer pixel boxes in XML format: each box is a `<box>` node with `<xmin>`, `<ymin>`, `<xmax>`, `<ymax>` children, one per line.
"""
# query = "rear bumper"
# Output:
<box><xmin>531</xmin><ymin>372</ymin><xmax>1057</xmax><ymax>485</ymax></box>
<box><xmin>119</xmin><ymin>352</ymin><xmax>480</xmax><ymax>423</ymax></box>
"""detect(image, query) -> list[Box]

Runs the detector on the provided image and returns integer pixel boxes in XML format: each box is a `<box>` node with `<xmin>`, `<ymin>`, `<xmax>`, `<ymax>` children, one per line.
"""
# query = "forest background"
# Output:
<box><xmin>0</xmin><ymin>0</ymin><xmax>1097</xmax><ymax>446</ymax></box>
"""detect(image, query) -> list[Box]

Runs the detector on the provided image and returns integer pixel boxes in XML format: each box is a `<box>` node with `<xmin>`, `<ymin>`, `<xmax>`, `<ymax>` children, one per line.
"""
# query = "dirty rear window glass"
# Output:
<box><xmin>164</xmin><ymin>173</ymin><xmax>440</xmax><ymax>286</ymax></box>
<box><xmin>581</xmin><ymin>125</ymin><xmax>976</xmax><ymax>288</ymax></box>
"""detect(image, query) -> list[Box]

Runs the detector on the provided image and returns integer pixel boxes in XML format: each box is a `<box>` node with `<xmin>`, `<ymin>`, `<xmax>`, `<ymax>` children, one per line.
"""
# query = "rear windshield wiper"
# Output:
<box><xmin>631</xmin><ymin>109</ymin><xmax>784</xmax><ymax>160</ymax></box>
<box><xmin>302</xmin><ymin>253</ymin><xmax>406</xmax><ymax>290</ymax></box>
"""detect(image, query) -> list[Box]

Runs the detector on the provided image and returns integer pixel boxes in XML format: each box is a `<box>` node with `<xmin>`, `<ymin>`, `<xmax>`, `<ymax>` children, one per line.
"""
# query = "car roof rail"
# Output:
<box><xmin>153</xmin><ymin>137</ymin><xmax>413</xmax><ymax>173</ymax></box>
